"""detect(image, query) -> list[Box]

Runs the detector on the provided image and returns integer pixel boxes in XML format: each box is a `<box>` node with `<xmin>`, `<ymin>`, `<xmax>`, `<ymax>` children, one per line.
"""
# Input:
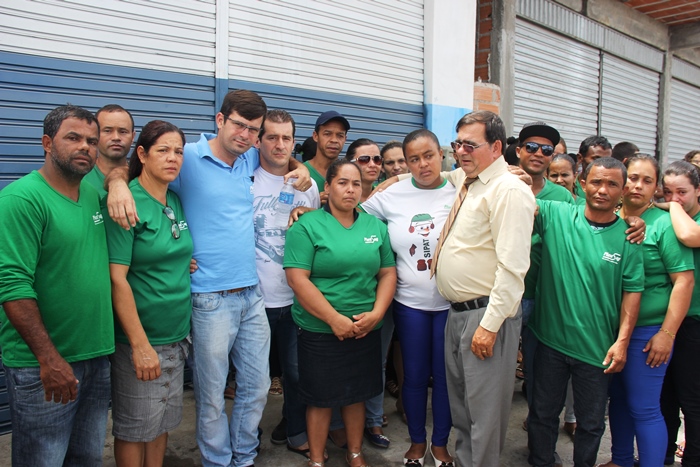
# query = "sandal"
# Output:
<box><xmin>386</xmin><ymin>379</ymin><xmax>400</xmax><ymax>398</ymax></box>
<box><xmin>308</xmin><ymin>461</ymin><xmax>324</xmax><ymax>467</ymax></box>
<box><xmin>269</xmin><ymin>376</ymin><xmax>283</xmax><ymax>395</ymax></box>
<box><xmin>676</xmin><ymin>441</ymin><xmax>685</xmax><ymax>458</ymax></box>
<box><xmin>346</xmin><ymin>451</ymin><xmax>369</xmax><ymax>467</ymax></box>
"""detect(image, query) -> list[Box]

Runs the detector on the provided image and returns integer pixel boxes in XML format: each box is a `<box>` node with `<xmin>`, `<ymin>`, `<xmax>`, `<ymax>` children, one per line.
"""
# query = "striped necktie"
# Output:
<box><xmin>430</xmin><ymin>176</ymin><xmax>477</xmax><ymax>279</ymax></box>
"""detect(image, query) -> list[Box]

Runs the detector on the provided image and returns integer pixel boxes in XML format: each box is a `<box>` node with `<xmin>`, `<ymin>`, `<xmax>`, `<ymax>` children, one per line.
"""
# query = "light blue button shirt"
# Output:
<box><xmin>170</xmin><ymin>133</ymin><xmax>260</xmax><ymax>292</ymax></box>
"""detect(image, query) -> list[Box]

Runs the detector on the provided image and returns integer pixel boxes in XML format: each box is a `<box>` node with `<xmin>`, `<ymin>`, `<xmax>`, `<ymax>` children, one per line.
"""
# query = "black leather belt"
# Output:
<box><xmin>450</xmin><ymin>296</ymin><xmax>489</xmax><ymax>312</ymax></box>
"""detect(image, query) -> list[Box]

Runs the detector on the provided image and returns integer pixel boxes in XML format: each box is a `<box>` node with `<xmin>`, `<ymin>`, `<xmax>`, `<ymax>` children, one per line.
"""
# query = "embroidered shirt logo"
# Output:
<box><xmin>92</xmin><ymin>212</ymin><xmax>104</xmax><ymax>225</ymax></box>
<box><xmin>364</xmin><ymin>235</ymin><xmax>379</xmax><ymax>244</ymax></box>
<box><xmin>602</xmin><ymin>252</ymin><xmax>621</xmax><ymax>264</ymax></box>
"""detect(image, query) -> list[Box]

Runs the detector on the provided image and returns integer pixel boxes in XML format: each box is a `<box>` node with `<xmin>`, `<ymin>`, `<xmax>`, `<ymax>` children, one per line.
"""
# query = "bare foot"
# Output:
<box><xmin>404</xmin><ymin>442</ymin><xmax>427</xmax><ymax>460</ymax></box>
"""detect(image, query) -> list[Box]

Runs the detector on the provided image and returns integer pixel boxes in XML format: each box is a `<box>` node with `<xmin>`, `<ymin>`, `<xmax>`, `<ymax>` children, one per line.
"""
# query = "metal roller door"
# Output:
<box><xmin>230</xmin><ymin>0</ymin><xmax>425</xmax><ymax>145</ymax></box>
<box><xmin>600</xmin><ymin>54</ymin><xmax>659</xmax><ymax>155</ymax></box>
<box><xmin>668</xmin><ymin>79</ymin><xmax>700</xmax><ymax>164</ymax></box>
<box><xmin>514</xmin><ymin>19</ymin><xmax>600</xmax><ymax>145</ymax></box>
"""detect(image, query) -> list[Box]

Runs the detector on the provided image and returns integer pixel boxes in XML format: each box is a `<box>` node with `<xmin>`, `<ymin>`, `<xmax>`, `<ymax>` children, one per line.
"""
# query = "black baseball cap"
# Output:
<box><xmin>315</xmin><ymin>111</ymin><xmax>350</xmax><ymax>132</ymax></box>
<box><xmin>518</xmin><ymin>121</ymin><xmax>560</xmax><ymax>147</ymax></box>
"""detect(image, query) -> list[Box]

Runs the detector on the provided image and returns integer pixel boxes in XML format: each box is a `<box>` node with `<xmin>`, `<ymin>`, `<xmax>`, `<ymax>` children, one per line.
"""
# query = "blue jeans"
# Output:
<box><xmin>528</xmin><ymin>344</ymin><xmax>611</xmax><ymax>467</ymax></box>
<box><xmin>365</xmin><ymin>304</ymin><xmax>395</xmax><ymax>428</ymax></box>
<box><xmin>608</xmin><ymin>325</ymin><xmax>668</xmax><ymax>467</ymax></box>
<box><xmin>191</xmin><ymin>285</ymin><xmax>271</xmax><ymax>467</ymax></box>
<box><xmin>4</xmin><ymin>356</ymin><xmax>111</xmax><ymax>467</ymax></box>
<box><xmin>394</xmin><ymin>302</ymin><xmax>452</xmax><ymax>446</ymax></box>
<box><xmin>266</xmin><ymin>305</ymin><xmax>306</xmax><ymax>446</ymax></box>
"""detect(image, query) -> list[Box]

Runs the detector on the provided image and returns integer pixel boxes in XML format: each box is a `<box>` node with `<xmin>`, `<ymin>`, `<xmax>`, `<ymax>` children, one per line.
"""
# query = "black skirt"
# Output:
<box><xmin>297</xmin><ymin>328</ymin><xmax>382</xmax><ymax>408</ymax></box>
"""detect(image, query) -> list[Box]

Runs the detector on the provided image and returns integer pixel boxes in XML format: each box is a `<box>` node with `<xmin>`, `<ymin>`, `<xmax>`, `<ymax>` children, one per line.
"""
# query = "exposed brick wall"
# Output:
<box><xmin>475</xmin><ymin>0</ymin><xmax>493</xmax><ymax>82</ymax></box>
<box><xmin>473</xmin><ymin>81</ymin><xmax>500</xmax><ymax>114</ymax></box>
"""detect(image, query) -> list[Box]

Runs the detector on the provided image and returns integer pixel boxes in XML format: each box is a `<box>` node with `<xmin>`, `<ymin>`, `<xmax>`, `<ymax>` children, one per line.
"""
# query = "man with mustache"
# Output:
<box><xmin>83</xmin><ymin>104</ymin><xmax>136</xmax><ymax>197</ymax></box>
<box><xmin>0</xmin><ymin>105</ymin><xmax>115</xmax><ymax>466</ymax></box>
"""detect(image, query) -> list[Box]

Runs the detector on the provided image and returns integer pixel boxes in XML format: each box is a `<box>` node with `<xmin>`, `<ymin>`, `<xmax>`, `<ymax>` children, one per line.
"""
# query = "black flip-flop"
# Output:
<box><xmin>287</xmin><ymin>444</ymin><xmax>329</xmax><ymax>462</ymax></box>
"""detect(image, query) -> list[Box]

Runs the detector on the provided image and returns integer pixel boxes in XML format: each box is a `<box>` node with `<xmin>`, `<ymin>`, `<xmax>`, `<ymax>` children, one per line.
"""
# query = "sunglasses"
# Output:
<box><xmin>523</xmin><ymin>142</ymin><xmax>555</xmax><ymax>156</ymax></box>
<box><xmin>450</xmin><ymin>141</ymin><xmax>488</xmax><ymax>153</ymax></box>
<box><xmin>163</xmin><ymin>206</ymin><xmax>181</xmax><ymax>240</ymax></box>
<box><xmin>352</xmin><ymin>155</ymin><xmax>383</xmax><ymax>165</ymax></box>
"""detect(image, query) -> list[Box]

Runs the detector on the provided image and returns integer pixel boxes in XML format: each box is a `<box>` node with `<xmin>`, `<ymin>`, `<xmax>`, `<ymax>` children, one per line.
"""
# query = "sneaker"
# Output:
<box><xmin>270</xmin><ymin>417</ymin><xmax>287</xmax><ymax>445</ymax></box>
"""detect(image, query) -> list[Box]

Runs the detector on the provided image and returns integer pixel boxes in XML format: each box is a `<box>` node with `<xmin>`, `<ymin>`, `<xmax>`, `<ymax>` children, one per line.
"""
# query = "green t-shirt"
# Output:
<box><xmin>688</xmin><ymin>212</ymin><xmax>700</xmax><ymax>320</ymax></box>
<box><xmin>530</xmin><ymin>201</ymin><xmax>644</xmax><ymax>368</ymax></box>
<box><xmin>82</xmin><ymin>165</ymin><xmax>107</xmax><ymax>198</ymax></box>
<box><xmin>284</xmin><ymin>207</ymin><xmax>396</xmax><ymax>333</ymax></box>
<box><xmin>303</xmin><ymin>161</ymin><xmax>326</xmax><ymax>193</ymax></box>
<box><xmin>523</xmin><ymin>179</ymin><xmax>574</xmax><ymax>299</ymax></box>
<box><xmin>0</xmin><ymin>172</ymin><xmax>114</xmax><ymax>367</ymax></box>
<box><xmin>103</xmin><ymin>179</ymin><xmax>193</xmax><ymax>345</ymax></box>
<box><xmin>636</xmin><ymin>208</ymin><xmax>694</xmax><ymax>327</ymax></box>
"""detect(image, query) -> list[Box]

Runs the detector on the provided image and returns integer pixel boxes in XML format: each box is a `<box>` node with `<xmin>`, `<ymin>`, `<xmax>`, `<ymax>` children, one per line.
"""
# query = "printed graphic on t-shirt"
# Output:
<box><xmin>408</xmin><ymin>213</ymin><xmax>436</xmax><ymax>271</ymax></box>
<box><xmin>254</xmin><ymin>194</ymin><xmax>308</xmax><ymax>265</ymax></box>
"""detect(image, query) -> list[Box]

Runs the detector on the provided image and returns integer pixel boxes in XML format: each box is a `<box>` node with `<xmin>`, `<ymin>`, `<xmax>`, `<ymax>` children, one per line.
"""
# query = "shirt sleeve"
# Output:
<box><xmin>0</xmin><ymin>195</ymin><xmax>43</xmax><ymax>302</ymax></box>
<box><xmin>283</xmin><ymin>221</ymin><xmax>315</xmax><ymax>271</ymax></box>
<box><xmin>360</xmin><ymin>191</ymin><xmax>387</xmax><ymax>222</ymax></box>
<box><xmin>378</xmin><ymin>223</ymin><xmax>396</xmax><ymax>268</ymax></box>
<box><xmin>102</xmin><ymin>201</ymin><xmax>135</xmax><ymax>266</ymax></box>
<box><xmin>659</xmin><ymin>220</ymin><xmax>695</xmax><ymax>273</ymax></box>
<box><xmin>480</xmin><ymin>184</ymin><xmax>536</xmax><ymax>332</ymax></box>
<box><xmin>622</xmin><ymin>243</ymin><xmax>645</xmax><ymax>293</ymax></box>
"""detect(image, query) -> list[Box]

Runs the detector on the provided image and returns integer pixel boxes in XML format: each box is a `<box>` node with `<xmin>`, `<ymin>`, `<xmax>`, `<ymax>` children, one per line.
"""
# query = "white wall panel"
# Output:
<box><xmin>514</xmin><ymin>20</ymin><xmax>600</xmax><ymax>146</ymax></box>
<box><xmin>0</xmin><ymin>0</ymin><xmax>216</xmax><ymax>76</ymax></box>
<box><xmin>600</xmin><ymin>54</ymin><xmax>659</xmax><ymax>155</ymax></box>
<box><xmin>230</xmin><ymin>0</ymin><xmax>424</xmax><ymax>105</ymax></box>
<box><xmin>668</xmin><ymin>79</ymin><xmax>700</xmax><ymax>164</ymax></box>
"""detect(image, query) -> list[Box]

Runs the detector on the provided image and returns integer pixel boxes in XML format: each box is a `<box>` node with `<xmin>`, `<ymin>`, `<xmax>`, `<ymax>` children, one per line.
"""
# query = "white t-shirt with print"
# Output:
<box><xmin>254</xmin><ymin>166</ymin><xmax>321</xmax><ymax>307</ymax></box>
<box><xmin>361</xmin><ymin>177</ymin><xmax>455</xmax><ymax>311</ymax></box>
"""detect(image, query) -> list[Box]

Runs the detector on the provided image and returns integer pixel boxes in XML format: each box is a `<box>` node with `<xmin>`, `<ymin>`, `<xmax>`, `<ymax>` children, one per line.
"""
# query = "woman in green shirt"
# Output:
<box><xmin>103</xmin><ymin>120</ymin><xmax>193</xmax><ymax>466</ymax></box>
<box><xmin>600</xmin><ymin>155</ymin><xmax>694</xmax><ymax>467</ymax></box>
<box><xmin>285</xmin><ymin>159</ymin><xmax>397</xmax><ymax>467</ymax></box>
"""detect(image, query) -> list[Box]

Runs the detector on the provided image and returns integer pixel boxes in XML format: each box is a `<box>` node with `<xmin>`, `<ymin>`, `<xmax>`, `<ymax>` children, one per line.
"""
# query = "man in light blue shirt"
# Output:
<box><xmin>106</xmin><ymin>90</ymin><xmax>311</xmax><ymax>467</ymax></box>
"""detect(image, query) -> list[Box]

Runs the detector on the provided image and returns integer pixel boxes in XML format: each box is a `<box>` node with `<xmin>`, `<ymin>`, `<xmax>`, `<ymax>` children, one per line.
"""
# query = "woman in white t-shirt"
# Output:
<box><xmin>361</xmin><ymin>129</ymin><xmax>456</xmax><ymax>467</ymax></box>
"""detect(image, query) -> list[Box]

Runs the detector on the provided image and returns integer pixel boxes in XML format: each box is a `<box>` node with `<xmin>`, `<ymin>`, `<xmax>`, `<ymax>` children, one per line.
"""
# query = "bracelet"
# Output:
<box><xmin>660</xmin><ymin>328</ymin><xmax>676</xmax><ymax>340</ymax></box>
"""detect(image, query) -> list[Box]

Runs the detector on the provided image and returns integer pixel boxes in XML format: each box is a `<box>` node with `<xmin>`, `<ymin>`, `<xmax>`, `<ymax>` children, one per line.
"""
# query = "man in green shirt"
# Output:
<box><xmin>303</xmin><ymin>111</ymin><xmax>350</xmax><ymax>203</ymax></box>
<box><xmin>573</xmin><ymin>135</ymin><xmax>613</xmax><ymax>199</ymax></box>
<box><xmin>527</xmin><ymin>157</ymin><xmax>644</xmax><ymax>467</ymax></box>
<box><xmin>82</xmin><ymin>104</ymin><xmax>136</xmax><ymax>197</ymax></box>
<box><xmin>0</xmin><ymin>105</ymin><xmax>115</xmax><ymax>465</ymax></box>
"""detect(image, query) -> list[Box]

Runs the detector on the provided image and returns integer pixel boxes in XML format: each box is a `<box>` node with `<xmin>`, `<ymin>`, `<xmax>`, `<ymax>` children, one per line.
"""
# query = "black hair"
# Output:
<box><xmin>326</xmin><ymin>159</ymin><xmax>361</xmax><ymax>185</ymax></box>
<box><xmin>345</xmin><ymin>138</ymin><xmax>379</xmax><ymax>161</ymax></box>
<box><xmin>583</xmin><ymin>157</ymin><xmax>627</xmax><ymax>186</ymax></box>
<box><xmin>551</xmin><ymin>153</ymin><xmax>577</xmax><ymax>173</ymax></box>
<box><xmin>578</xmin><ymin>135</ymin><xmax>612</xmax><ymax>157</ymax></box>
<box><xmin>402</xmin><ymin>129</ymin><xmax>440</xmax><ymax>156</ymax></box>
<box><xmin>128</xmin><ymin>120</ymin><xmax>186</xmax><ymax>181</ymax></box>
<box><xmin>95</xmin><ymin>104</ymin><xmax>135</xmax><ymax>131</ymax></box>
<box><xmin>44</xmin><ymin>105</ymin><xmax>98</xmax><ymax>140</ymax></box>
<box><xmin>611</xmin><ymin>141</ymin><xmax>639</xmax><ymax>162</ymax></box>
<box><xmin>624</xmin><ymin>154</ymin><xmax>659</xmax><ymax>183</ymax></box>
<box><xmin>381</xmin><ymin>140</ymin><xmax>403</xmax><ymax>158</ymax></box>
<box><xmin>663</xmin><ymin>160</ymin><xmax>700</xmax><ymax>189</ymax></box>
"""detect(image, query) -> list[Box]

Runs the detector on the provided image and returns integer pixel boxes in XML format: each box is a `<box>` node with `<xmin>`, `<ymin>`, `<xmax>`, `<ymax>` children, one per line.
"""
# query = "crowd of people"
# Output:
<box><xmin>0</xmin><ymin>88</ymin><xmax>699</xmax><ymax>467</ymax></box>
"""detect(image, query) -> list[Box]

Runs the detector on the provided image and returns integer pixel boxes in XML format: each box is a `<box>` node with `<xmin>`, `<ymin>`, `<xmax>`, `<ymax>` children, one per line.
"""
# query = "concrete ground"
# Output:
<box><xmin>0</xmin><ymin>379</ymin><xmax>684</xmax><ymax>466</ymax></box>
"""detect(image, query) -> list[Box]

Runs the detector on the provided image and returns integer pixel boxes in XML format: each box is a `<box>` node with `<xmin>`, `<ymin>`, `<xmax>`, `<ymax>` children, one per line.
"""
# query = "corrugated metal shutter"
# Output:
<box><xmin>0</xmin><ymin>51</ymin><xmax>216</xmax><ymax>189</ymax></box>
<box><xmin>228</xmin><ymin>0</ymin><xmax>425</xmax><ymax>148</ymax></box>
<box><xmin>514</xmin><ymin>20</ymin><xmax>600</xmax><ymax>146</ymax></box>
<box><xmin>230</xmin><ymin>0</ymin><xmax>424</xmax><ymax>106</ymax></box>
<box><xmin>600</xmin><ymin>54</ymin><xmax>659</xmax><ymax>155</ymax></box>
<box><xmin>668</xmin><ymin>78</ymin><xmax>700</xmax><ymax>163</ymax></box>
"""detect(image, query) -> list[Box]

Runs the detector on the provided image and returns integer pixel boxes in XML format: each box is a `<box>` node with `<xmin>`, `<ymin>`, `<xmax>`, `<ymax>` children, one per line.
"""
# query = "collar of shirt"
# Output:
<box><xmin>196</xmin><ymin>133</ymin><xmax>253</xmax><ymax>169</ymax></box>
<box><xmin>474</xmin><ymin>156</ymin><xmax>508</xmax><ymax>185</ymax></box>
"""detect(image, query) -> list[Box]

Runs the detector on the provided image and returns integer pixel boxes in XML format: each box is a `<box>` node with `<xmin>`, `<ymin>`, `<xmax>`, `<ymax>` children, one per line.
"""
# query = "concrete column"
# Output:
<box><xmin>424</xmin><ymin>0</ymin><xmax>475</xmax><ymax>145</ymax></box>
<box><xmin>657</xmin><ymin>50</ymin><xmax>672</xmax><ymax>165</ymax></box>
<box><xmin>490</xmin><ymin>0</ymin><xmax>516</xmax><ymax>133</ymax></box>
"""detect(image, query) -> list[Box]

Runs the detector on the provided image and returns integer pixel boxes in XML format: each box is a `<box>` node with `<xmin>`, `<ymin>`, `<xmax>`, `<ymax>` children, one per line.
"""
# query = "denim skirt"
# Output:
<box><xmin>297</xmin><ymin>328</ymin><xmax>382</xmax><ymax>408</ymax></box>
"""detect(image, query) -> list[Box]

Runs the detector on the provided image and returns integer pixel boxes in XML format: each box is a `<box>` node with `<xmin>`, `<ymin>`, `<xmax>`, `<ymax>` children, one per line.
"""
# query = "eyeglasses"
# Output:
<box><xmin>450</xmin><ymin>141</ymin><xmax>488</xmax><ymax>153</ymax></box>
<box><xmin>352</xmin><ymin>155</ymin><xmax>383</xmax><ymax>165</ymax></box>
<box><xmin>163</xmin><ymin>206</ymin><xmax>181</xmax><ymax>240</ymax></box>
<box><xmin>224</xmin><ymin>116</ymin><xmax>260</xmax><ymax>136</ymax></box>
<box><xmin>523</xmin><ymin>142</ymin><xmax>555</xmax><ymax>156</ymax></box>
